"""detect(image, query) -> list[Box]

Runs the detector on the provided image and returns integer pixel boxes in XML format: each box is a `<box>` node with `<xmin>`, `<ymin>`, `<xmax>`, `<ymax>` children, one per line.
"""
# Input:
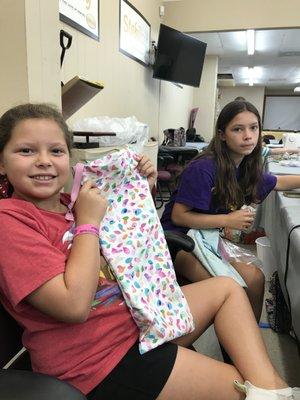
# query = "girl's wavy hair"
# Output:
<box><xmin>194</xmin><ymin>100</ymin><xmax>263</xmax><ymax>210</ymax></box>
<box><xmin>0</xmin><ymin>103</ymin><xmax>73</xmax><ymax>197</ymax></box>
<box><xmin>0</xmin><ymin>103</ymin><xmax>72</xmax><ymax>152</ymax></box>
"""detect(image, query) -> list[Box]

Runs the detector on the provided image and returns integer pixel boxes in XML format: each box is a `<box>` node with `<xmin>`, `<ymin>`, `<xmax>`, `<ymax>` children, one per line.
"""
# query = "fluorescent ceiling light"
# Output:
<box><xmin>247</xmin><ymin>29</ymin><xmax>255</xmax><ymax>55</ymax></box>
<box><xmin>248</xmin><ymin>67</ymin><xmax>254</xmax><ymax>86</ymax></box>
<box><xmin>294</xmin><ymin>86</ymin><xmax>300</xmax><ymax>92</ymax></box>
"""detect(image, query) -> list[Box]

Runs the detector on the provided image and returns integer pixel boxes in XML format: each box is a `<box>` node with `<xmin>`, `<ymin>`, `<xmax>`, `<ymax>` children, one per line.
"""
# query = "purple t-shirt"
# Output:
<box><xmin>161</xmin><ymin>157</ymin><xmax>277</xmax><ymax>233</ymax></box>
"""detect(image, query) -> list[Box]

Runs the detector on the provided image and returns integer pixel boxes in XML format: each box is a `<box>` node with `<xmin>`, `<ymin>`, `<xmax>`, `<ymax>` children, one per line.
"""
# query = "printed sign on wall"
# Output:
<box><xmin>119</xmin><ymin>0</ymin><xmax>150</xmax><ymax>66</ymax></box>
<box><xmin>59</xmin><ymin>0</ymin><xmax>99</xmax><ymax>41</ymax></box>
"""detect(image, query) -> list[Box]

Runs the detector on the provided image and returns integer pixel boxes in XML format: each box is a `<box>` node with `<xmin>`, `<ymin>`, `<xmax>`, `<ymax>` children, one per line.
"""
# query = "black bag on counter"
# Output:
<box><xmin>163</xmin><ymin>127</ymin><xmax>186</xmax><ymax>147</ymax></box>
<box><xmin>265</xmin><ymin>271</ymin><xmax>292</xmax><ymax>334</ymax></box>
<box><xmin>186</xmin><ymin>128</ymin><xmax>196</xmax><ymax>141</ymax></box>
<box><xmin>186</xmin><ymin>128</ymin><xmax>205</xmax><ymax>143</ymax></box>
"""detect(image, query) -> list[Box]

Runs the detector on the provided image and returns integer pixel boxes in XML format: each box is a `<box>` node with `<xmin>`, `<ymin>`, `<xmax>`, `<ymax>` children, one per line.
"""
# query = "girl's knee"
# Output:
<box><xmin>256</xmin><ymin>266</ymin><xmax>265</xmax><ymax>285</ymax></box>
<box><xmin>212</xmin><ymin>276</ymin><xmax>244</xmax><ymax>297</ymax></box>
<box><xmin>248</xmin><ymin>265</ymin><xmax>265</xmax><ymax>290</ymax></box>
<box><xmin>234</xmin><ymin>262</ymin><xmax>265</xmax><ymax>292</ymax></box>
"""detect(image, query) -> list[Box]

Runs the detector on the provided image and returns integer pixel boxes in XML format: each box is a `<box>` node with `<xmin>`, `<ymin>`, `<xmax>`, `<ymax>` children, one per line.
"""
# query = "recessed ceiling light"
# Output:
<box><xmin>248</xmin><ymin>67</ymin><xmax>254</xmax><ymax>86</ymax></box>
<box><xmin>247</xmin><ymin>30</ymin><xmax>255</xmax><ymax>55</ymax></box>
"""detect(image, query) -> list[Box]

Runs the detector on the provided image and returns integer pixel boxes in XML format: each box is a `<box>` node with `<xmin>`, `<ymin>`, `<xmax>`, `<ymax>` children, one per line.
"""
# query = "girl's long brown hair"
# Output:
<box><xmin>193</xmin><ymin>100</ymin><xmax>263</xmax><ymax>210</ymax></box>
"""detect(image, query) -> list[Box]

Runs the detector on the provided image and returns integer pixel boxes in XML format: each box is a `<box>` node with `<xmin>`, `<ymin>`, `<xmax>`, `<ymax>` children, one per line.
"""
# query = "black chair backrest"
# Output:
<box><xmin>0</xmin><ymin>190</ymin><xmax>25</xmax><ymax>368</ymax></box>
<box><xmin>262</xmin><ymin>134</ymin><xmax>275</xmax><ymax>144</ymax></box>
<box><xmin>0</xmin><ymin>303</ymin><xmax>23</xmax><ymax>368</ymax></box>
<box><xmin>164</xmin><ymin>231</ymin><xmax>195</xmax><ymax>262</ymax></box>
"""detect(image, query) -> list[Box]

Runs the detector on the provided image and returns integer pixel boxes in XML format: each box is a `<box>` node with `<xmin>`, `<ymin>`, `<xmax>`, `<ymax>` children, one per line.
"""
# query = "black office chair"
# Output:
<box><xmin>164</xmin><ymin>231</ymin><xmax>194</xmax><ymax>266</ymax></box>
<box><xmin>0</xmin><ymin>302</ymin><xmax>87</xmax><ymax>400</ymax></box>
<box><xmin>262</xmin><ymin>134</ymin><xmax>275</xmax><ymax>144</ymax></box>
<box><xmin>155</xmin><ymin>154</ymin><xmax>175</xmax><ymax>209</ymax></box>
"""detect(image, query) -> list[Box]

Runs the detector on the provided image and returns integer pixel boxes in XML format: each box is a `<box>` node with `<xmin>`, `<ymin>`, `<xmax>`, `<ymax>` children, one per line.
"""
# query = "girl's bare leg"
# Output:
<box><xmin>175</xmin><ymin>251</ymin><xmax>265</xmax><ymax>322</ymax></box>
<box><xmin>158</xmin><ymin>346</ymin><xmax>244</xmax><ymax>400</ymax></box>
<box><xmin>174</xmin><ymin>250</ymin><xmax>211</xmax><ymax>282</ymax></box>
<box><xmin>230</xmin><ymin>260</ymin><xmax>265</xmax><ymax>322</ymax></box>
<box><xmin>157</xmin><ymin>277</ymin><xmax>287</xmax><ymax>400</ymax></box>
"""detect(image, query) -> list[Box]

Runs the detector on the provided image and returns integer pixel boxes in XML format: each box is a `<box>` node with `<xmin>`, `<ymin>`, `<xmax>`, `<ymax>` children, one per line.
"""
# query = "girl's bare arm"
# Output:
<box><xmin>171</xmin><ymin>202</ymin><xmax>254</xmax><ymax>230</ymax></box>
<box><xmin>275</xmin><ymin>175</ymin><xmax>300</xmax><ymax>191</ymax></box>
<box><xmin>27</xmin><ymin>181</ymin><xmax>107</xmax><ymax>323</ymax></box>
<box><xmin>270</xmin><ymin>147</ymin><xmax>297</xmax><ymax>155</ymax></box>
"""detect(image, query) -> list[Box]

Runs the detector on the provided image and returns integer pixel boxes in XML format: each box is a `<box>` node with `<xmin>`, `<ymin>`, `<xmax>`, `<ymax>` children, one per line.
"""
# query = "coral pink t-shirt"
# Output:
<box><xmin>0</xmin><ymin>197</ymin><xmax>138</xmax><ymax>394</ymax></box>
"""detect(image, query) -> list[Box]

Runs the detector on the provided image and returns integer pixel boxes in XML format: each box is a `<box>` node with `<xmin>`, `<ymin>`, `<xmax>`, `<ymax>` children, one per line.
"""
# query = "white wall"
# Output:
<box><xmin>0</xmin><ymin>0</ymin><xmax>60</xmax><ymax>114</ymax></box>
<box><xmin>164</xmin><ymin>0</ymin><xmax>300</xmax><ymax>32</ymax></box>
<box><xmin>158</xmin><ymin>81</ymin><xmax>194</xmax><ymax>143</ymax></box>
<box><xmin>218</xmin><ymin>86</ymin><xmax>265</xmax><ymax>117</ymax></box>
<box><xmin>193</xmin><ymin>56</ymin><xmax>218</xmax><ymax>142</ymax></box>
<box><xmin>25</xmin><ymin>0</ymin><xmax>61</xmax><ymax>106</ymax></box>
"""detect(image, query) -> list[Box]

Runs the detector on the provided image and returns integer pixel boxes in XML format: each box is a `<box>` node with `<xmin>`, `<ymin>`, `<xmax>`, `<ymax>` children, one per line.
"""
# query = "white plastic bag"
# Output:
<box><xmin>218</xmin><ymin>237</ymin><xmax>262</xmax><ymax>267</ymax></box>
<box><xmin>72</xmin><ymin>116</ymin><xmax>149</xmax><ymax>152</ymax></box>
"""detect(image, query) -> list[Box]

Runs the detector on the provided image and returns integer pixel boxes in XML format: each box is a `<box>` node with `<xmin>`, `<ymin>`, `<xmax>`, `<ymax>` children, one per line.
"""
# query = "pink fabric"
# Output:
<box><xmin>65</xmin><ymin>163</ymin><xmax>84</xmax><ymax>221</ymax></box>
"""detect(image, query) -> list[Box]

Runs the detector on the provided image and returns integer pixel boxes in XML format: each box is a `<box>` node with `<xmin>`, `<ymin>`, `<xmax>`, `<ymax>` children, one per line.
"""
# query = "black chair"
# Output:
<box><xmin>262</xmin><ymin>134</ymin><xmax>275</xmax><ymax>144</ymax></box>
<box><xmin>155</xmin><ymin>154</ymin><xmax>175</xmax><ymax>209</ymax></box>
<box><xmin>0</xmin><ymin>302</ymin><xmax>87</xmax><ymax>400</ymax></box>
<box><xmin>164</xmin><ymin>231</ymin><xmax>195</xmax><ymax>265</ymax></box>
<box><xmin>159</xmin><ymin>146</ymin><xmax>198</xmax><ymax>167</ymax></box>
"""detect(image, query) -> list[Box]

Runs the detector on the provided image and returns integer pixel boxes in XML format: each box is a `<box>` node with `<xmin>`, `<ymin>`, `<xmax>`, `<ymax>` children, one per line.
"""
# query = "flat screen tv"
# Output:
<box><xmin>153</xmin><ymin>24</ymin><xmax>207</xmax><ymax>87</ymax></box>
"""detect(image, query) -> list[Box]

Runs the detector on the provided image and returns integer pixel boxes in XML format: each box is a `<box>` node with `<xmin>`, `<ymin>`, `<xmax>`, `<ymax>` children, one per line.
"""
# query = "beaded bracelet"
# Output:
<box><xmin>73</xmin><ymin>224</ymin><xmax>99</xmax><ymax>238</ymax></box>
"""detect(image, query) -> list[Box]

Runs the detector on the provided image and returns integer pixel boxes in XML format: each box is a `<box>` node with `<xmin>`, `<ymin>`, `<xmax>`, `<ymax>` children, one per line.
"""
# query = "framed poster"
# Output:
<box><xmin>59</xmin><ymin>0</ymin><xmax>99</xmax><ymax>41</ymax></box>
<box><xmin>119</xmin><ymin>0</ymin><xmax>151</xmax><ymax>66</ymax></box>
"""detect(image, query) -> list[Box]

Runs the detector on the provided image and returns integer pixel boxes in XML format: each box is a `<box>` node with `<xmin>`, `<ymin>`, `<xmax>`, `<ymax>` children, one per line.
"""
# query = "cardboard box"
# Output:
<box><xmin>61</xmin><ymin>76</ymin><xmax>104</xmax><ymax>120</ymax></box>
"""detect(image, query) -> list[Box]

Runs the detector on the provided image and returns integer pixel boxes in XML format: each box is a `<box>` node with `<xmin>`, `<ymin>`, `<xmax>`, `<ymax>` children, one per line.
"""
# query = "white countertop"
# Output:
<box><xmin>266</xmin><ymin>161</ymin><xmax>300</xmax><ymax>175</ymax></box>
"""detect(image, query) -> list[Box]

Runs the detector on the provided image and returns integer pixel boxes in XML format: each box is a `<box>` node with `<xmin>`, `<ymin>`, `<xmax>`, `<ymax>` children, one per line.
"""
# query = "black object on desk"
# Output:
<box><xmin>73</xmin><ymin>131</ymin><xmax>116</xmax><ymax>149</ymax></box>
<box><xmin>159</xmin><ymin>146</ymin><xmax>198</xmax><ymax>164</ymax></box>
<box><xmin>73</xmin><ymin>142</ymin><xmax>99</xmax><ymax>149</ymax></box>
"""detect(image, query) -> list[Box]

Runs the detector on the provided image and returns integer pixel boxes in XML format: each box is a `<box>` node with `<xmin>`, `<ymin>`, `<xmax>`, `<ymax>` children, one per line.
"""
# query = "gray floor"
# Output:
<box><xmin>157</xmin><ymin>205</ymin><xmax>300</xmax><ymax>387</ymax></box>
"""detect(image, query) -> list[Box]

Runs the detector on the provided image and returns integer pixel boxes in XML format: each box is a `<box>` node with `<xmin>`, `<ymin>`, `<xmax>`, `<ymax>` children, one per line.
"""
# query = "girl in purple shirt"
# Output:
<box><xmin>162</xmin><ymin>100</ymin><xmax>300</xmax><ymax>322</ymax></box>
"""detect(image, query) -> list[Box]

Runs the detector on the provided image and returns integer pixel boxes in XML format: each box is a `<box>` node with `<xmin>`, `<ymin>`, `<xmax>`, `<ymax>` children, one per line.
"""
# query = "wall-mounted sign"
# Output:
<box><xmin>119</xmin><ymin>0</ymin><xmax>150</xmax><ymax>66</ymax></box>
<box><xmin>59</xmin><ymin>0</ymin><xmax>99</xmax><ymax>41</ymax></box>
